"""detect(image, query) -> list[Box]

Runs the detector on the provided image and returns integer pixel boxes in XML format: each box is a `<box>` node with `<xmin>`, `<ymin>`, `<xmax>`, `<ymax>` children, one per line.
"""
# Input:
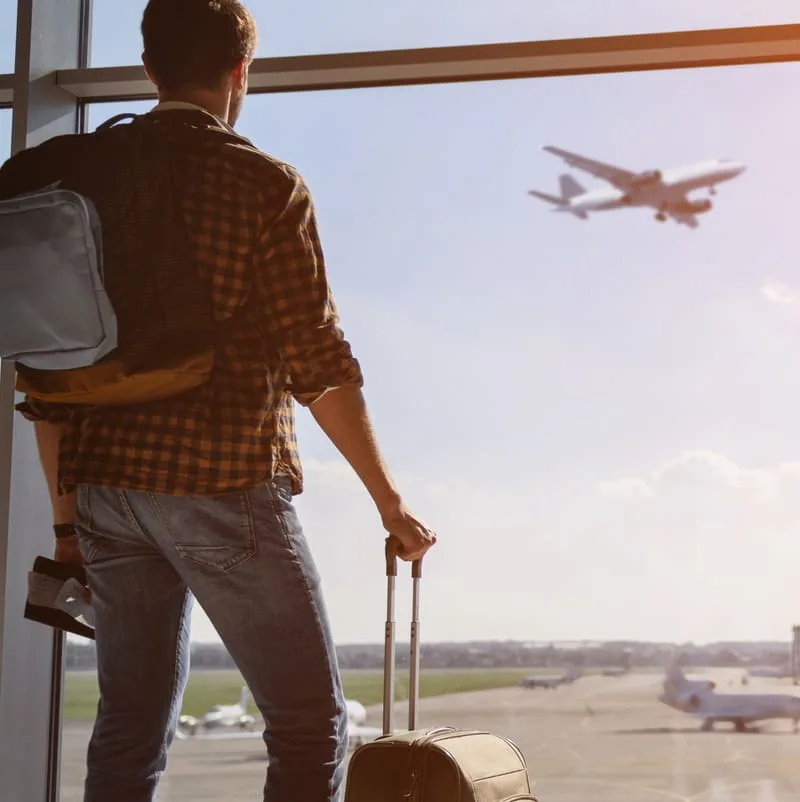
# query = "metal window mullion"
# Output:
<box><xmin>0</xmin><ymin>2</ymin><xmax>88</xmax><ymax>802</ymax></box>
<box><xmin>54</xmin><ymin>23</ymin><xmax>800</xmax><ymax>102</ymax></box>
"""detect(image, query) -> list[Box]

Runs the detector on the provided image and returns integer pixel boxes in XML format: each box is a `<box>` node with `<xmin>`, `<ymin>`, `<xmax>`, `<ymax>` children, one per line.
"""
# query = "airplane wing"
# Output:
<box><xmin>543</xmin><ymin>146</ymin><xmax>637</xmax><ymax>188</ymax></box>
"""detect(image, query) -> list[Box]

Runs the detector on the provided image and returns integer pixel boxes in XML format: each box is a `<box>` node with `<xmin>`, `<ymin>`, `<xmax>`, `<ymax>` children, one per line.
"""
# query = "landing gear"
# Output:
<box><xmin>734</xmin><ymin>720</ymin><xmax>747</xmax><ymax>733</ymax></box>
<box><xmin>710</xmin><ymin>186</ymin><xmax>717</xmax><ymax>196</ymax></box>
<box><xmin>701</xmin><ymin>719</ymin><xmax>714</xmax><ymax>732</ymax></box>
<box><xmin>655</xmin><ymin>212</ymin><xmax>667</xmax><ymax>223</ymax></box>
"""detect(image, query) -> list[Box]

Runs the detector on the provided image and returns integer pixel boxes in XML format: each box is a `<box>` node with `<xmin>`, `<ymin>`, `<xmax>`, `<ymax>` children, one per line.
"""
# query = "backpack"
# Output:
<box><xmin>0</xmin><ymin>108</ymin><xmax>254</xmax><ymax>407</ymax></box>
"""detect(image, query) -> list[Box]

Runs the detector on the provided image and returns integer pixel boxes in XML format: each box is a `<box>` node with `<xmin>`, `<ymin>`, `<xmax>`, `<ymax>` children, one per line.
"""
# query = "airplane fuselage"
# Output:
<box><xmin>518</xmin><ymin>669</ymin><xmax>579</xmax><ymax>689</ymax></box>
<box><xmin>660</xmin><ymin>667</ymin><xmax>800</xmax><ymax>732</ymax></box>
<box><xmin>201</xmin><ymin>703</ymin><xmax>254</xmax><ymax>730</ymax></box>
<box><xmin>676</xmin><ymin>694</ymin><xmax>800</xmax><ymax>728</ymax></box>
<box><xmin>563</xmin><ymin>160</ymin><xmax>744</xmax><ymax>214</ymax></box>
<box><xmin>519</xmin><ymin>677</ymin><xmax>565</xmax><ymax>689</ymax></box>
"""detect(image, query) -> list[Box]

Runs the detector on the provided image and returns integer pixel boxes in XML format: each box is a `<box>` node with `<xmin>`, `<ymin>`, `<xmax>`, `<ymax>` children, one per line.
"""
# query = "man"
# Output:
<box><xmin>3</xmin><ymin>1</ymin><xmax>436</xmax><ymax>801</ymax></box>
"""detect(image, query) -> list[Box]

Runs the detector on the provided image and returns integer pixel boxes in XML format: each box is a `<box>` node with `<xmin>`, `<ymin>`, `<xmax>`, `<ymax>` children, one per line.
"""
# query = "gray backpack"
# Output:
<box><xmin>0</xmin><ymin>178</ymin><xmax>118</xmax><ymax>370</ymax></box>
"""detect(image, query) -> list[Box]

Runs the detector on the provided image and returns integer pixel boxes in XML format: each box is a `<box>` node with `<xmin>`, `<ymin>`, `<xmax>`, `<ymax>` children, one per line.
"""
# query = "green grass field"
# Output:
<box><xmin>63</xmin><ymin>667</ymin><xmax>539</xmax><ymax>722</ymax></box>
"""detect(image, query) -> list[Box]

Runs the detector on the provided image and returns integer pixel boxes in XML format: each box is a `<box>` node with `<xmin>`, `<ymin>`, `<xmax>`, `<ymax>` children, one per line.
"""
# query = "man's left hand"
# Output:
<box><xmin>54</xmin><ymin>533</ymin><xmax>84</xmax><ymax>567</ymax></box>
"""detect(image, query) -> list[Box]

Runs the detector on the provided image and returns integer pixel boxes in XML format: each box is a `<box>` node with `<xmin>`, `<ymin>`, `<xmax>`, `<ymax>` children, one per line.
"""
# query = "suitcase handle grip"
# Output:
<box><xmin>384</xmin><ymin>535</ymin><xmax>423</xmax><ymax>577</ymax></box>
<box><xmin>383</xmin><ymin>537</ymin><xmax>422</xmax><ymax>736</ymax></box>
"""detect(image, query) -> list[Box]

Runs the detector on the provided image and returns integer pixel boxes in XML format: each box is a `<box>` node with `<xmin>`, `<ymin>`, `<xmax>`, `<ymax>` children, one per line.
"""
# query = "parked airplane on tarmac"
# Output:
<box><xmin>602</xmin><ymin>667</ymin><xmax>630</xmax><ymax>678</ymax></box>
<box><xmin>743</xmin><ymin>665</ymin><xmax>794</xmax><ymax>681</ymax></box>
<box><xmin>177</xmin><ymin>687</ymin><xmax>383</xmax><ymax>749</ymax></box>
<box><xmin>178</xmin><ymin>686</ymin><xmax>256</xmax><ymax>734</ymax></box>
<box><xmin>659</xmin><ymin>664</ymin><xmax>800</xmax><ymax>732</ymax></box>
<box><xmin>517</xmin><ymin>665</ymin><xmax>581</xmax><ymax>690</ymax></box>
<box><xmin>528</xmin><ymin>146</ymin><xmax>746</xmax><ymax>228</ymax></box>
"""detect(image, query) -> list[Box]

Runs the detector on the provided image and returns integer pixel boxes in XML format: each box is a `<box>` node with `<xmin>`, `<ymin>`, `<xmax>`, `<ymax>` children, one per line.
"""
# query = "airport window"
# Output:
<box><xmin>0</xmin><ymin>0</ymin><xmax>17</xmax><ymax>74</ymax></box>
<box><xmin>88</xmin><ymin>0</ymin><xmax>800</xmax><ymax>65</ymax></box>
<box><xmin>0</xmin><ymin>108</ymin><xmax>10</xmax><ymax>158</ymax></box>
<box><xmin>63</xmin><ymin>61</ymin><xmax>800</xmax><ymax>801</ymax></box>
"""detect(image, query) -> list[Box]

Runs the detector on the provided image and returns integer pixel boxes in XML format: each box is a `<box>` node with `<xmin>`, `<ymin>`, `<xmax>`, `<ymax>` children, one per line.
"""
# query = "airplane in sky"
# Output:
<box><xmin>528</xmin><ymin>145</ymin><xmax>746</xmax><ymax>229</ymax></box>
<box><xmin>176</xmin><ymin>687</ymin><xmax>384</xmax><ymax>749</ymax></box>
<box><xmin>659</xmin><ymin>665</ymin><xmax>800</xmax><ymax>733</ymax></box>
<box><xmin>517</xmin><ymin>665</ymin><xmax>581</xmax><ymax>690</ymax></box>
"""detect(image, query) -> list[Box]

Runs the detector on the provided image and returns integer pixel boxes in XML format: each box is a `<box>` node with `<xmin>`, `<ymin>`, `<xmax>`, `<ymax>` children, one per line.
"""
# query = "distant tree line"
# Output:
<box><xmin>65</xmin><ymin>638</ymin><xmax>794</xmax><ymax>672</ymax></box>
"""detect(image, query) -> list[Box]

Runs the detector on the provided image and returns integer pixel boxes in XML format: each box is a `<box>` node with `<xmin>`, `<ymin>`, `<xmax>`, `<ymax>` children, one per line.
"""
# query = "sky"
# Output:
<box><xmin>4</xmin><ymin>3</ymin><xmax>800</xmax><ymax>646</ymax></box>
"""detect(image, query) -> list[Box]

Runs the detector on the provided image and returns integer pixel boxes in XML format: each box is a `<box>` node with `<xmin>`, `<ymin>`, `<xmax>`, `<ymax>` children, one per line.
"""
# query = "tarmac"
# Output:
<box><xmin>59</xmin><ymin>669</ymin><xmax>800</xmax><ymax>801</ymax></box>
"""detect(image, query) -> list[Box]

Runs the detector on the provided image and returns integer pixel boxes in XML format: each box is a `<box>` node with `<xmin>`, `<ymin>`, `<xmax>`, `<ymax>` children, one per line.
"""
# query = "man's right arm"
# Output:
<box><xmin>307</xmin><ymin>385</ymin><xmax>436</xmax><ymax>562</ymax></box>
<box><xmin>253</xmin><ymin>169</ymin><xmax>436</xmax><ymax>561</ymax></box>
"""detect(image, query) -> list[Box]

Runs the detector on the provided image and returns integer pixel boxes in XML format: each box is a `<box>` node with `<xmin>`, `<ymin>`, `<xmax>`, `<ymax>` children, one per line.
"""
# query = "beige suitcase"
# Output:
<box><xmin>343</xmin><ymin>539</ymin><xmax>537</xmax><ymax>802</ymax></box>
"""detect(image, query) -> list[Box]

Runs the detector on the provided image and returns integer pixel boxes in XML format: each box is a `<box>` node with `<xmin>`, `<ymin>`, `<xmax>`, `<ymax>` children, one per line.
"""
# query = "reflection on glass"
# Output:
<box><xmin>0</xmin><ymin>0</ymin><xmax>16</xmax><ymax>74</ymax></box>
<box><xmin>89</xmin><ymin>0</ymin><xmax>800</xmax><ymax>66</ymax></box>
<box><xmin>64</xmin><ymin>62</ymin><xmax>800</xmax><ymax>800</ymax></box>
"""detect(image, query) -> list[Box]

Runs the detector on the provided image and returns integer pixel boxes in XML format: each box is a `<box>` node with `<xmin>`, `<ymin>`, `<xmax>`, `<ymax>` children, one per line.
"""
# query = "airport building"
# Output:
<box><xmin>3</xmin><ymin>2</ymin><xmax>800</xmax><ymax>800</ymax></box>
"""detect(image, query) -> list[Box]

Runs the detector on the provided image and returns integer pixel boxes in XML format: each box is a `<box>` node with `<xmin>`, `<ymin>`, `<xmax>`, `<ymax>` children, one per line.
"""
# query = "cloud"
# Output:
<box><xmin>654</xmin><ymin>450</ymin><xmax>778</xmax><ymax>502</ymax></box>
<box><xmin>599</xmin><ymin>449</ymin><xmax>800</xmax><ymax>504</ymax></box>
<box><xmin>760</xmin><ymin>281</ymin><xmax>795</xmax><ymax>305</ymax></box>
<box><xmin>597</xmin><ymin>477</ymin><xmax>654</xmax><ymax>500</ymax></box>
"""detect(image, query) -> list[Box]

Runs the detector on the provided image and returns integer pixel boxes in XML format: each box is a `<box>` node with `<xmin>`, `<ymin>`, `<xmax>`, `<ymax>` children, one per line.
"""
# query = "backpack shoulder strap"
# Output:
<box><xmin>145</xmin><ymin>108</ymin><xmax>256</xmax><ymax>149</ymax></box>
<box><xmin>96</xmin><ymin>112</ymin><xmax>139</xmax><ymax>131</ymax></box>
<box><xmin>94</xmin><ymin>107</ymin><xmax>255</xmax><ymax>151</ymax></box>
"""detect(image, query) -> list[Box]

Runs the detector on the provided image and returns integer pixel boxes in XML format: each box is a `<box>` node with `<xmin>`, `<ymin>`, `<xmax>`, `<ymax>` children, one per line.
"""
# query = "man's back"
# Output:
<box><xmin>6</xmin><ymin>104</ymin><xmax>363</xmax><ymax>497</ymax></box>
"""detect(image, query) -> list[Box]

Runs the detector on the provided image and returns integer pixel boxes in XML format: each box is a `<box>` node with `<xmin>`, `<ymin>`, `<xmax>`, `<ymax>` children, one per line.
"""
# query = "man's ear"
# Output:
<box><xmin>142</xmin><ymin>51</ymin><xmax>156</xmax><ymax>85</ymax></box>
<box><xmin>231</xmin><ymin>57</ymin><xmax>248</xmax><ymax>90</ymax></box>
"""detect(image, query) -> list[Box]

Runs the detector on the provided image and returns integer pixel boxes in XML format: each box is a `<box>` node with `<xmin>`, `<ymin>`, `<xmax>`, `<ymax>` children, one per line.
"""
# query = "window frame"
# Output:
<box><xmin>2</xmin><ymin>7</ymin><xmax>800</xmax><ymax>802</ymax></box>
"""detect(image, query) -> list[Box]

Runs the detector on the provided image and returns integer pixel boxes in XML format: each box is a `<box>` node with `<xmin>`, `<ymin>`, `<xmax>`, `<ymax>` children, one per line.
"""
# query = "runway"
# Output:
<box><xmin>59</xmin><ymin>670</ymin><xmax>800</xmax><ymax>801</ymax></box>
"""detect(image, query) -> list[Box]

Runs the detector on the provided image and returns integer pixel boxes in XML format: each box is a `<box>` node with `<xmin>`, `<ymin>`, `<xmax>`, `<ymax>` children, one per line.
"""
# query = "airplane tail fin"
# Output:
<box><xmin>527</xmin><ymin>173</ymin><xmax>587</xmax><ymax>220</ymax></box>
<box><xmin>559</xmin><ymin>174</ymin><xmax>585</xmax><ymax>201</ymax></box>
<box><xmin>664</xmin><ymin>662</ymin><xmax>687</xmax><ymax>686</ymax></box>
<box><xmin>527</xmin><ymin>188</ymin><xmax>564</xmax><ymax>206</ymax></box>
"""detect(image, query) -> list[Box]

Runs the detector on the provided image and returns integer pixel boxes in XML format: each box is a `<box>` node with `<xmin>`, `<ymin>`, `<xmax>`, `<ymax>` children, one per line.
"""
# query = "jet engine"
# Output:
<box><xmin>665</xmin><ymin>688</ymin><xmax>712</xmax><ymax>712</ymax></box>
<box><xmin>671</xmin><ymin>198</ymin><xmax>713</xmax><ymax>214</ymax></box>
<box><xmin>629</xmin><ymin>169</ymin><xmax>663</xmax><ymax>187</ymax></box>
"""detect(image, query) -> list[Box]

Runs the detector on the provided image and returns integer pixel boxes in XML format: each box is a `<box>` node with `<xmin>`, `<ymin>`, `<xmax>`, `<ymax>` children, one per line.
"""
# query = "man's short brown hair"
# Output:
<box><xmin>141</xmin><ymin>0</ymin><xmax>257</xmax><ymax>91</ymax></box>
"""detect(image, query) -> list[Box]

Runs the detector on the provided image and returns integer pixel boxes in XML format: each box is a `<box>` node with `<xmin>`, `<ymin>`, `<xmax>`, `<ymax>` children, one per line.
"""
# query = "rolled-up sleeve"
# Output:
<box><xmin>254</xmin><ymin>169</ymin><xmax>363</xmax><ymax>407</ymax></box>
<box><xmin>15</xmin><ymin>396</ymin><xmax>76</xmax><ymax>424</ymax></box>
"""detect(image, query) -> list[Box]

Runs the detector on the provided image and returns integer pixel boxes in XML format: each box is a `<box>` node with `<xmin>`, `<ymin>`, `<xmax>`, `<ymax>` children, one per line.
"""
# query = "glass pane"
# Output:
<box><xmin>89</xmin><ymin>0</ymin><xmax>800</xmax><ymax>65</ymax></box>
<box><xmin>71</xmin><ymin>61</ymin><xmax>800</xmax><ymax>801</ymax></box>
<box><xmin>0</xmin><ymin>108</ymin><xmax>10</xmax><ymax>157</ymax></box>
<box><xmin>0</xmin><ymin>0</ymin><xmax>17</xmax><ymax>73</ymax></box>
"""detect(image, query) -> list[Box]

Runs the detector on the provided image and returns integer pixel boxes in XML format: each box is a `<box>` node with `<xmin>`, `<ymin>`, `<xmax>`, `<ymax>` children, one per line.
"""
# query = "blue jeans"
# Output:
<box><xmin>74</xmin><ymin>476</ymin><xmax>348</xmax><ymax>802</ymax></box>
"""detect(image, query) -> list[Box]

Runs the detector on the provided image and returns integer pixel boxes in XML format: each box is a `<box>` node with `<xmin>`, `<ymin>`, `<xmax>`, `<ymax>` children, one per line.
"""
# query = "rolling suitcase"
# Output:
<box><xmin>344</xmin><ymin>538</ymin><xmax>538</xmax><ymax>802</ymax></box>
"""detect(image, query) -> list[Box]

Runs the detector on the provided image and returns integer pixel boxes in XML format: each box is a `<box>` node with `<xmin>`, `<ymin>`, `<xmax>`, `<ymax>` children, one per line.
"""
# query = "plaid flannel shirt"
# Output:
<box><xmin>2</xmin><ymin>103</ymin><xmax>363</xmax><ymax>497</ymax></box>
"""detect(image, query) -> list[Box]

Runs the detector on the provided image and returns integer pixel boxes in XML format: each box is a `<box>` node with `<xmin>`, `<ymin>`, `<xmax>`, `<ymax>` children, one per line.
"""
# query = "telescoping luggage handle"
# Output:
<box><xmin>383</xmin><ymin>536</ymin><xmax>423</xmax><ymax>737</ymax></box>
